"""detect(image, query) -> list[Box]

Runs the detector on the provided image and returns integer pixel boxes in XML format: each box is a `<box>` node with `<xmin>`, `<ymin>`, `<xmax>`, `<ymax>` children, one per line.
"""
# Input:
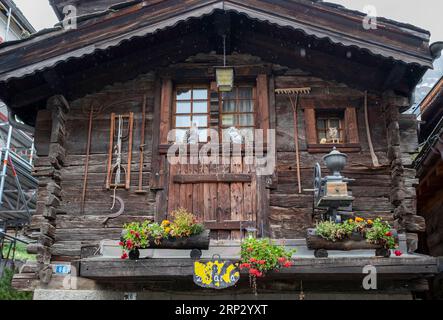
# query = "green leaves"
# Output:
<box><xmin>120</xmin><ymin>209</ymin><xmax>205</xmax><ymax>252</ymax></box>
<box><xmin>240</xmin><ymin>237</ymin><xmax>295</xmax><ymax>274</ymax></box>
<box><xmin>315</xmin><ymin>217</ymin><xmax>397</xmax><ymax>249</ymax></box>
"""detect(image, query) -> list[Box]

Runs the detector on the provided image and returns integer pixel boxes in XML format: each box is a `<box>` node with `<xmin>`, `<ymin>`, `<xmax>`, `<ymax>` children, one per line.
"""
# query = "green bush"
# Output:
<box><xmin>0</xmin><ymin>268</ymin><xmax>33</xmax><ymax>300</ymax></box>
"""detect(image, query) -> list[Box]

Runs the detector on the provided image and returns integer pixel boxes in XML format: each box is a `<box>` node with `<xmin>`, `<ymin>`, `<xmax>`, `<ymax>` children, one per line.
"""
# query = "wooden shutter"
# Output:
<box><xmin>256</xmin><ymin>74</ymin><xmax>270</xmax><ymax>135</ymax></box>
<box><xmin>345</xmin><ymin>107</ymin><xmax>359</xmax><ymax>144</ymax></box>
<box><xmin>303</xmin><ymin>106</ymin><xmax>317</xmax><ymax>145</ymax></box>
<box><xmin>159</xmin><ymin>78</ymin><xmax>173</xmax><ymax>144</ymax></box>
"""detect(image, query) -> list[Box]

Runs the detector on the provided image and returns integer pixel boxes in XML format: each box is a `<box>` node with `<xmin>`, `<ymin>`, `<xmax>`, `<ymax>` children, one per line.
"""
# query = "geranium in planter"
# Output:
<box><xmin>120</xmin><ymin>208</ymin><xmax>208</xmax><ymax>260</ymax></box>
<box><xmin>239</xmin><ymin>236</ymin><xmax>295</xmax><ymax>295</ymax></box>
<box><xmin>308</xmin><ymin>217</ymin><xmax>400</xmax><ymax>257</ymax></box>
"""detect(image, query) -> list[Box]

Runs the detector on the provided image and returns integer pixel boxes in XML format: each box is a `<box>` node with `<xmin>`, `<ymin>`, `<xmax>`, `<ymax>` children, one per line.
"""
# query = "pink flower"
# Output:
<box><xmin>283</xmin><ymin>261</ymin><xmax>292</xmax><ymax>268</ymax></box>
<box><xmin>278</xmin><ymin>257</ymin><xmax>286</xmax><ymax>264</ymax></box>
<box><xmin>249</xmin><ymin>258</ymin><xmax>257</xmax><ymax>263</ymax></box>
<box><xmin>258</xmin><ymin>260</ymin><xmax>266</xmax><ymax>265</ymax></box>
<box><xmin>394</xmin><ymin>250</ymin><xmax>403</xmax><ymax>257</ymax></box>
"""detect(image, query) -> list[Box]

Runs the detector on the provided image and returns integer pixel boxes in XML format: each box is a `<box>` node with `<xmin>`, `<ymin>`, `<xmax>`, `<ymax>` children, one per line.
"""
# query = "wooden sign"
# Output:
<box><xmin>193</xmin><ymin>260</ymin><xmax>240</xmax><ymax>289</ymax></box>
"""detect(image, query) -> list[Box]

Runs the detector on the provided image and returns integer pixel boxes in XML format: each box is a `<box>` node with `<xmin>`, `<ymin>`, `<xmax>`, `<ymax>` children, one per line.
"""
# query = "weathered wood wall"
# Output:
<box><xmin>24</xmin><ymin>53</ymin><xmax>421</xmax><ymax>265</ymax></box>
<box><xmin>271</xmin><ymin>71</ymin><xmax>393</xmax><ymax>238</ymax></box>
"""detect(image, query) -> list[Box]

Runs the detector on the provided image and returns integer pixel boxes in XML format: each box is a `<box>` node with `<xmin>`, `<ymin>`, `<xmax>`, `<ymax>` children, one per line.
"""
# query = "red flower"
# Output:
<box><xmin>283</xmin><ymin>261</ymin><xmax>292</xmax><ymax>268</ymax></box>
<box><xmin>126</xmin><ymin>239</ymin><xmax>133</xmax><ymax>250</ymax></box>
<box><xmin>278</xmin><ymin>257</ymin><xmax>286</xmax><ymax>264</ymax></box>
<box><xmin>130</xmin><ymin>230</ymin><xmax>135</xmax><ymax>235</ymax></box>
<box><xmin>135</xmin><ymin>232</ymin><xmax>140</xmax><ymax>239</ymax></box>
<box><xmin>240</xmin><ymin>263</ymin><xmax>251</xmax><ymax>269</ymax></box>
<box><xmin>255</xmin><ymin>271</ymin><xmax>263</xmax><ymax>278</ymax></box>
<box><xmin>118</xmin><ymin>241</ymin><xmax>124</xmax><ymax>246</ymax></box>
<box><xmin>249</xmin><ymin>268</ymin><xmax>259</xmax><ymax>275</ymax></box>
<box><xmin>394</xmin><ymin>250</ymin><xmax>403</xmax><ymax>257</ymax></box>
<box><xmin>385</xmin><ymin>231</ymin><xmax>392</xmax><ymax>237</ymax></box>
<box><xmin>258</xmin><ymin>260</ymin><xmax>266</xmax><ymax>265</ymax></box>
<box><xmin>121</xmin><ymin>252</ymin><xmax>128</xmax><ymax>260</ymax></box>
<box><xmin>249</xmin><ymin>258</ymin><xmax>257</xmax><ymax>263</ymax></box>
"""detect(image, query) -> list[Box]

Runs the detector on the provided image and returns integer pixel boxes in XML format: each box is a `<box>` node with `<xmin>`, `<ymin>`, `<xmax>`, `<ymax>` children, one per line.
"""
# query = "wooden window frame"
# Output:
<box><xmin>303</xmin><ymin>102</ymin><xmax>360</xmax><ymax>153</ymax></box>
<box><xmin>219</xmin><ymin>85</ymin><xmax>257</xmax><ymax>143</ymax></box>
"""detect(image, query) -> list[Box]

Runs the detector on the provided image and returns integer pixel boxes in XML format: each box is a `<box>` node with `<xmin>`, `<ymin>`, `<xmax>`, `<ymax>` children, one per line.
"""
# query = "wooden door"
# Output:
<box><xmin>167</xmin><ymin>151</ymin><xmax>257</xmax><ymax>239</ymax></box>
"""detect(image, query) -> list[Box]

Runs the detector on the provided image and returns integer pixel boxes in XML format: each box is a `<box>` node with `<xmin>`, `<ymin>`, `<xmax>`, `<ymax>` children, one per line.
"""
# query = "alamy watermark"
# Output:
<box><xmin>62</xmin><ymin>5</ymin><xmax>77</xmax><ymax>30</ymax></box>
<box><xmin>166</xmin><ymin>128</ymin><xmax>276</xmax><ymax>176</ymax></box>
<box><xmin>363</xmin><ymin>5</ymin><xmax>378</xmax><ymax>30</ymax></box>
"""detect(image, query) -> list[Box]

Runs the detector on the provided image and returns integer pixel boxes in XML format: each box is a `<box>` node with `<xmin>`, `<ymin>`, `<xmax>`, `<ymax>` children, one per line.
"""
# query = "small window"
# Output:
<box><xmin>316</xmin><ymin>113</ymin><xmax>345</xmax><ymax>144</ymax></box>
<box><xmin>220</xmin><ymin>86</ymin><xmax>256</xmax><ymax>143</ymax></box>
<box><xmin>304</xmin><ymin>106</ymin><xmax>360</xmax><ymax>153</ymax></box>
<box><xmin>173</xmin><ymin>86</ymin><xmax>209</xmax><ymax>143</ymax></box>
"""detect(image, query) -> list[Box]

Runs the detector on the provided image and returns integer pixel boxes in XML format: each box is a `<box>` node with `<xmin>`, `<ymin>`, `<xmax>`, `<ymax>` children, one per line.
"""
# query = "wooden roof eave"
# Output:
<box><xmin>0</xmin><ymin>0</ymin><xmax>433</xmax><ymax>83</ymax></box>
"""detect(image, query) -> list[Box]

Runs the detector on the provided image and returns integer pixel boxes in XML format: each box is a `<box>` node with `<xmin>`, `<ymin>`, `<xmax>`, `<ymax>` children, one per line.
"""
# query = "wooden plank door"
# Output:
<box><xmin>167</xmin><ymin>151</ymin><xmax>257</xmax><ymax>240</ymax></box>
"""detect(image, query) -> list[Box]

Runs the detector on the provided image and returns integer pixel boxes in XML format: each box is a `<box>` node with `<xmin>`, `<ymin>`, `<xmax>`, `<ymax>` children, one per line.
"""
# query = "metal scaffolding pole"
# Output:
<box><xmin>0</xmin><ymin>125</ymin><xmax>13</xmax><ymax>205</ymax></box>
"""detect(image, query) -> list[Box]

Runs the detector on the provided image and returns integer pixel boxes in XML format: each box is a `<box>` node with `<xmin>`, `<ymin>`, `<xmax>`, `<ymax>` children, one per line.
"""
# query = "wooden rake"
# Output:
<box><xmin>275</xmin><ymin>87</ymin><xmax>312</xmax><ymax>194</ymax></box>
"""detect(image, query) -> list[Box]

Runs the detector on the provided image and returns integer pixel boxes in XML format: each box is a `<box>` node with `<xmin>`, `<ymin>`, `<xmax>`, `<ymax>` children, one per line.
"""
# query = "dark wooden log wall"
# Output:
<box><xmin>383</xmin><ymin>92</ymin><xmax>424</xmax><ymax>252</ymax></box>
<box><xmin>24</xmin><ymin>53</ymin><xmax>422</xmax><ymax>262</ymax></box>
<box><xmin>271</xmin><ymin>70</ymin><xmax>393</xmax><ymax>238</ymax></box>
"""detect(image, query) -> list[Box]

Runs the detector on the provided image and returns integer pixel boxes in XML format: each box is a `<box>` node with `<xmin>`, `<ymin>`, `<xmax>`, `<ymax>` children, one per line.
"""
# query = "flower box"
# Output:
<box><xmin>121</xmin><ymin>229</ymin><xmax>210</xmax><ymax>260</ymax></box>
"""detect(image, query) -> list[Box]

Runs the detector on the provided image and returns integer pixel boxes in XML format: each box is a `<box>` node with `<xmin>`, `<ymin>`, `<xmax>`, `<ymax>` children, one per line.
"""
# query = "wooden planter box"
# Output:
<box><xmin>306</xmin><ymin>228</ymin><xmax>391</xmax><ymax>258</ymax></box>
<box><xmin>122</xmin><ymin>230</ymin><xmax>211</xmax><ymax>260</ymax></box>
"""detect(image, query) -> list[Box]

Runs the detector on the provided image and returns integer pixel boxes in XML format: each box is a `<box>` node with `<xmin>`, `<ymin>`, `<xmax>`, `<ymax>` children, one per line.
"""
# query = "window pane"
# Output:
<box><xmin>238</xmin><ymin>114</ymin><xmax>254</xmax><ymax>126</ymax></box>
<box><xmin>175</xmin><ymin>129</ymin><xmax>186</xmax><ymax>143</ymax></box>
<box><xmin>198</xmin><ymin>129</ymin><xmax>208</xmax><ymax>142</ymax></box>
<box><xmin>193</xmin><ymin>89</ymin><xmax>208</xmax><ymax>100</ymax></box>
<box><xmin>175</xmin><ymin>116</ymin><xmax>191</xmax><ymax>128</ymax></box>
<box><xmin>238</xmin><ymin>87</ymin><xmax>253</xmax><ymax>100</ymax></box>
<box><xmin>192</xmin><ymin>115</ymin><xmax>207</xmax><ymax>128</ymax></box>
<box><xmin>176</xmin><ymin>101</ymin><xmax>191</xmax><ymax>114</ymax></box>
<box><xmin>329</xmin><ymin>119</ymin><xmax>340</xmax><ymax>129</ymax></box>
<box><xmin>193</xmin><ymin>101</ymin><xmax>208</xmax><ymax>113</ymax></box>
<box><xmin>222</xmin><ymin>100</ymin><xmax>236</xmax><ymax>112</ymax></box>
<box><xmin>238</xmin><ymin>100</ymin><xmax>254</xmax><ymax>112</ymax></box>
<box><xmin>222</xmin><ymin>91</ymin><xmax>236</xmax><ymax>100</ymax></box>
<box><xmin>177</xmin><ymin>88</ymin><xmax>191</xmax><ymax>100</ymax></box>
<box><xmin>222</xmin><ymin>114</ymin><xmax>235</xmax><ymax>126</ymax></box>
<box><xmin>317</xmin><ymin>119</ymin><xmax>326</xmax><ymax>129</ymax></box>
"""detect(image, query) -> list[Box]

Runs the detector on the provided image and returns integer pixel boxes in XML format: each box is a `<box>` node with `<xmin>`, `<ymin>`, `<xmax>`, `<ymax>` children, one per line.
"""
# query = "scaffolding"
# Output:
<box><xmin>0</xmin><ymin>120</ymin><xmax>37</xmax><ymax>230</ymax></box>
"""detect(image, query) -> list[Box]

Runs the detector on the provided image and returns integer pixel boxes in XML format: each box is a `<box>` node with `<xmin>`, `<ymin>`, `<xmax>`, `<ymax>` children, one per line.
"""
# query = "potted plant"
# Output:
<box><xmin>239</xmin><ymin>236</ymin><xmax>295</xmax><ymax>295</ymax></box>
<box><xmin>120</xmin><ymin>208</ymin><xmax>208</xmax><ymax>260</ymax></box>
<box><xmin>307</xmin><ymin>217</ymin><xmax>401</xmax><ymax>258</ymax></box>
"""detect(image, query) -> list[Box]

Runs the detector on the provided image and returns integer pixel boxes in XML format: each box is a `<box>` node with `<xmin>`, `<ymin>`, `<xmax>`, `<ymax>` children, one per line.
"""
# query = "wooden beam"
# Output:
<box><xmin>79</xmin><ymin>256</ymin><xmax>438</xmax><ymax>279</ymax></box>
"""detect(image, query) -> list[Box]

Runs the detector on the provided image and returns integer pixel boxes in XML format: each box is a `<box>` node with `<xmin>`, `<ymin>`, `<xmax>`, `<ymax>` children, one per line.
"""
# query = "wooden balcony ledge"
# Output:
<box><xmin>78</xmin><ymin>239</ymin><xmax>439</xmax><ymax>280</ymax></box>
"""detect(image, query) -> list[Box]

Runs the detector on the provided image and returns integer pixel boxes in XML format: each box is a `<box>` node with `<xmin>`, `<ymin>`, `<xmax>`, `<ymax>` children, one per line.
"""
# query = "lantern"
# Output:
<box><xmin>215</xmin><ymin>67</ymin><xmax>235</xmax><ymax>92</ymax></box>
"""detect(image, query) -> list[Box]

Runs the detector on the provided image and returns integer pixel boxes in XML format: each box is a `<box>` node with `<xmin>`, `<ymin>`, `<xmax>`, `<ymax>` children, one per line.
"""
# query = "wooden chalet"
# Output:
<box><xmin>0</xmin><ymin>0</ymin><xmax>439</xmax><ymax>299</ymax></box>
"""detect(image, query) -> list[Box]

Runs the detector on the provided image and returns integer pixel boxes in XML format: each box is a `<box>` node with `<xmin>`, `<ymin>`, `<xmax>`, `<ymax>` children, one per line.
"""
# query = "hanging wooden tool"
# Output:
<box><xmin>80</xmin><ymin>105</ymin><xmax>94</xmax><ymax>215</ymax></box>
<box><xmin>136</xmin><ymin>95</ymin><xmax>147</xmax><ymax>194</ymax></box>
<box><xmin>275</xmin><ymin>87</ymin><xmax>311</xmax><ymax>194</ymax></box>
<box><xmin>106</xmin><ymin>112</ymin><xmax>134</xmax><ymax>190</ymax></box>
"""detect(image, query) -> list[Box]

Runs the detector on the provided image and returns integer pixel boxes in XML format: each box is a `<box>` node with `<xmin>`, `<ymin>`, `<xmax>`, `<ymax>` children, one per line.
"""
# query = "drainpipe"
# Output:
<box><xmin>5</xmin><ymin>7</ymin><xmax>12</xmax><ymax>42</ymax></box>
